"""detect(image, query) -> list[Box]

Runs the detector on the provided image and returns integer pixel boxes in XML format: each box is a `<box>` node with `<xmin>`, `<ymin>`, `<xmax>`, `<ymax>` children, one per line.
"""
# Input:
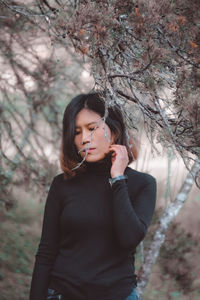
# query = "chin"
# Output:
<box><xmin>85</xmin><ymin>154</ymin><xmax>105</xmax><ymax>163</ymax></box>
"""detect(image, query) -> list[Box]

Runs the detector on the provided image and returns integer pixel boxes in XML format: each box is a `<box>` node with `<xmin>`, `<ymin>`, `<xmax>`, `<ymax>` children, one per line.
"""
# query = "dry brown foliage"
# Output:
<box><xmin>1</xmin><ymin>0</ymin><xmax>200</xmax><ymax>181</ymax></box>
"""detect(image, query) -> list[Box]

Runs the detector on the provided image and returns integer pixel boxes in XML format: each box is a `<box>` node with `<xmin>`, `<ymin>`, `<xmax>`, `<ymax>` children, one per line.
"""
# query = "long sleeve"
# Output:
<box><xmin>29</xmin><ymin>176</ymin><xmax>61</xmax><ymax>300</ymax></box>
<box><xmin>29</xmin><ymin>166</ymin><xmax>156</xmax><ymax>300</ymax></box>
<box><xmin>111</xmin><ymin>173</ymin><xmax>156</xmax><ymax>251</ymax></box>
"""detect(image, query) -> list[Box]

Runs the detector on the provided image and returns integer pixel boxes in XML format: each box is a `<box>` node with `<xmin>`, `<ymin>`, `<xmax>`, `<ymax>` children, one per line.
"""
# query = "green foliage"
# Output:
<box><xmin>0</xmin><ymin>200</ymin><xmax>43</xmax><ymax>299</ymax></box>
<box><xmin>170</xmin><ymin>291</ymin><xmax>182</xmax><ymax>298</ymax></box>
<box><xmin>0</xmin><ymin>204</ymin><xmax>40</xmax><ymax>275</ymax></box>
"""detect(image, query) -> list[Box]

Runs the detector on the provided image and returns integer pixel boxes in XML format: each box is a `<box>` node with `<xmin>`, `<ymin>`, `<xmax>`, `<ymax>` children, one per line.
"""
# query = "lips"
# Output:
<box><xmin>83</xmin><ymin>147</ymin><xmax>96</xmax><ymax>152</ymax></box>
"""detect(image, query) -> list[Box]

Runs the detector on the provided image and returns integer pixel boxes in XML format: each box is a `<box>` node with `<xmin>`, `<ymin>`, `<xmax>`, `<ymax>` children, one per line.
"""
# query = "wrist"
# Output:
<box><xmin>111</xmin><ymin>173</ymin><xmax>124</xmax><ymax>178</ymax></box>
<box><xmin>109</xmin><ymin>175</ymin><xmax>128</xmax><ymax>187</ymax></box>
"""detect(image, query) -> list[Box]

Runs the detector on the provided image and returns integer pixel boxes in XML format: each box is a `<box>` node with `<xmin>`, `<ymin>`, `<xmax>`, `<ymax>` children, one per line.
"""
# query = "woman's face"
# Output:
<box><xmin>74</xmin><ymin>108</ymin><xmax>115</xmax><ymax>162</ymax></box>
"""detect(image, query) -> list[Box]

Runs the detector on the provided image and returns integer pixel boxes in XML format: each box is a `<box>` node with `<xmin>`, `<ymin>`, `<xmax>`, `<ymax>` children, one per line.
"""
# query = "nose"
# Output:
<box><xmin>81</xmin><ymin>130</ymin><xmax>92</xmax><ymax>145</ymax></box>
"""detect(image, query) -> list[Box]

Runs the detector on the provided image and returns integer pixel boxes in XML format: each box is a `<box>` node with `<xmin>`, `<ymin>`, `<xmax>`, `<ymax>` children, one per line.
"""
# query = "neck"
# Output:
<box><xmin>85</xmin><ymin>154</ymin><xmax>112</xmax><ymax>176</ymax></box>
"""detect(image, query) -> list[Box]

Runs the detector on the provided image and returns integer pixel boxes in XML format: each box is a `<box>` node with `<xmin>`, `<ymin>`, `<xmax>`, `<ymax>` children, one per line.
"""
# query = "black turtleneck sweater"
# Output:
<box><xmin>29</xmin><ymin>159</ymin><xmax>156</xmax><ymax>300</ymax></box>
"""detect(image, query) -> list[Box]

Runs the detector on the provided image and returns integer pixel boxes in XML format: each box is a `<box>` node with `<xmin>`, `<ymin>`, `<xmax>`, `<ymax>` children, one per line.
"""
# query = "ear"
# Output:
<box><xmin>110</xmin><ymin>132</ymin><xmax>117</xmax><ymax>144</ymax></box>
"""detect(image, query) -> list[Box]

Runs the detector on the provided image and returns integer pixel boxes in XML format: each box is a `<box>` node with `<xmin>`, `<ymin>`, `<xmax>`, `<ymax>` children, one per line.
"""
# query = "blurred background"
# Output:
<box><xmin>0</xmin><ymin>3</ymin><xmax>200</xmax><ymax>300</ymax></box>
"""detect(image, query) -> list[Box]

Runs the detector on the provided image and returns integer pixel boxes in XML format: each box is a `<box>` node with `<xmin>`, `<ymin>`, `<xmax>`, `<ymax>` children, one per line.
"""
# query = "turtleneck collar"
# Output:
<box><xmin>84</xmin><ymin>154</ymin><xmax>112</xmax><ymax>176</ymax></box>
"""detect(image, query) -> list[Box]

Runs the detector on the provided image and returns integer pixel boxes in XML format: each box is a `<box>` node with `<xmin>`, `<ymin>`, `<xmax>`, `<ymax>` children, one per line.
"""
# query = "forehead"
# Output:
<box><xmin>75</xmin><ymin>108</ymin><xmax>102</xmax><ymax>127</ymax></box>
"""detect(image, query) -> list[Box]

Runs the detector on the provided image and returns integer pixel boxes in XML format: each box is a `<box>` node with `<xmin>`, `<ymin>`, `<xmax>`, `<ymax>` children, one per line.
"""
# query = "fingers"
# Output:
<box><xmin>109</xmin><ymin>144</ymin><xmax>127</xmax><ymax>151</ymax></box>
<box><xmin>109</xmin><ymin>144</ymin><xmax>128</xmax><ymax>156</ymax></box>
<box><xmin>109</xmin><ymin>145</ymin><xmax>129</xmax><ymax>177</ymax></box>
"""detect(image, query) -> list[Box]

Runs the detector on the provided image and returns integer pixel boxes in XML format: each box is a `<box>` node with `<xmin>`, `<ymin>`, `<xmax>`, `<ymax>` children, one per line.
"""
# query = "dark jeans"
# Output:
<box><xmin>46</xmin><ymin>287</ymin><xmax>138</xmax><ymax>300</ymax></box>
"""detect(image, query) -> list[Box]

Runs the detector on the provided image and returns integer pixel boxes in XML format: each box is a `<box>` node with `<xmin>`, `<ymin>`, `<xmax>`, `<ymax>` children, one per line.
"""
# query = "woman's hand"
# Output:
<box><xmin>109</xmin><ymin>144</ymin><xmax>129</xmax><ymax>178</ymax></box>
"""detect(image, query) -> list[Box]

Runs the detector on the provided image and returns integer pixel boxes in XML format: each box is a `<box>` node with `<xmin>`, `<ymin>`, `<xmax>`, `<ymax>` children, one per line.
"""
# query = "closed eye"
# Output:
<box><xmin>89</xmin><ymin>126</ymin><xmax>98</xmax><ymax>131</ymax></box>
<box><xmin>75</xmin><ymin>126</ymin><xmax>98</xmax><ymax>135</ymax></box>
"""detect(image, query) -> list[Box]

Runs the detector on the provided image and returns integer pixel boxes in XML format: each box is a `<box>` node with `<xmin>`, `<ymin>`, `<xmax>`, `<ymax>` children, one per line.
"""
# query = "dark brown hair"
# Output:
<box><xmin>60</xmin><ymin>93</ymin><xmax>138</xmax><ymax>179</ymax></box>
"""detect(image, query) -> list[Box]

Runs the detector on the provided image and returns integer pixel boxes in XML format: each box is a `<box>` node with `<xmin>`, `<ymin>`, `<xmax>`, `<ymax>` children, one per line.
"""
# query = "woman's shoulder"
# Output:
<box><xmin>125</xmin><ymin>167</ymin><xmax>156</xmax><ymax>186</ymax></box>
<box><xmin>50</xmin><ymin>172</ymin><xmax>66</xmax><ymax>187</ymax></box>
<box><xmin>53</xmin><ymin>172</ymin><xmax>65</xmax><ymax>180</ymax></box>
<box><xmin>52</xmin><ymin>172</ymin><xmax>79</xmax><ymax>186</ymax></box>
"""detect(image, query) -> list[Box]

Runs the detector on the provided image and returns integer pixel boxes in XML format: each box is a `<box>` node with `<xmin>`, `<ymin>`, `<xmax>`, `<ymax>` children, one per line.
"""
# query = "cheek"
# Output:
<box><xmin>98</xmin><ymin>130</ymin><xmax>112</xmax><ymax>147</ymax></box>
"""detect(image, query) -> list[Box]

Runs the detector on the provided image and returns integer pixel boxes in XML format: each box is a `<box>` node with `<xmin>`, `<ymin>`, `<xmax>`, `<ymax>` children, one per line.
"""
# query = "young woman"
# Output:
<box><xmin>29</xmin><ymin>93</ymin><xmax>156</xmax><ymax>300</ymax></box>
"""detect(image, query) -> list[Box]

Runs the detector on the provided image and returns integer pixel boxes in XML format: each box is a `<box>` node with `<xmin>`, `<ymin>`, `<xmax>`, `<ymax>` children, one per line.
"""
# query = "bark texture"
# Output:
<box><xmin>137</xmin><ymin>160</ymin><xmax>200</xmax><ymax>299</ymax></box>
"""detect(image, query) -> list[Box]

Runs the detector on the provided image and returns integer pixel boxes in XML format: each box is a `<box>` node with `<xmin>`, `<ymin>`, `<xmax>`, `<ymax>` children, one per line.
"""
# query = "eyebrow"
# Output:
<box><xmin>75</xmin><ymin>121</ymin><xmax>97</xmax><ymax>128</ymax></box>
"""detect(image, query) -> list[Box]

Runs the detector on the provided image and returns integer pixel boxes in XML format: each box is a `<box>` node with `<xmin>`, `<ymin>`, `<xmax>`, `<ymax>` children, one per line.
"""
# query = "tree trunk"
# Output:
<box><xmin>137</xmin><ymin>160</ymin><xmax>200</xmax><ymax>299</ymax></box>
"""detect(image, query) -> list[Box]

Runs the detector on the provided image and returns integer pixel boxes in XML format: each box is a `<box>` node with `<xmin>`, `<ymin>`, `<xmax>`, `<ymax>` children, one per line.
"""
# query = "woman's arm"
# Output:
<box><xmin>110</xmin><ymin>173</ymin><xmax>157</xmax><ymax>251</ymax></box>
<box><xmin>29</xmin><ymin>176</ymin><xmax>61</xmax><ymax>300</ymax></box>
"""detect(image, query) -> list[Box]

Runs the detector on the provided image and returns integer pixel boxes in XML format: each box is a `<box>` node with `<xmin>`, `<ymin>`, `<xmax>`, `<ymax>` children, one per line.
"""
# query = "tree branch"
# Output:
<box><xmin>137</xmin><ymin>159</ymin><xmax>200</xmax><ymax>299</ymax></box>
